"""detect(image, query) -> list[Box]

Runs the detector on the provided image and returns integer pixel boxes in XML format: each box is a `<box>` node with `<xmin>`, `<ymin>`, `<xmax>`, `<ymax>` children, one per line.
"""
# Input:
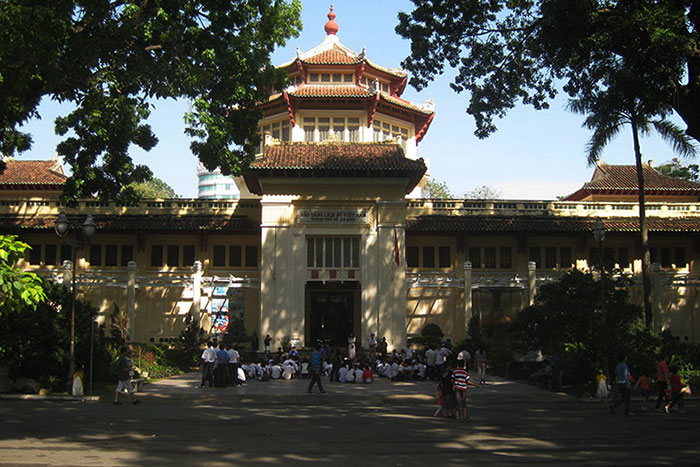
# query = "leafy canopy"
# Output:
<box><xmin>127</xmin><ymin>176</ymin><xmax>178</xmax><ymax>199</ymax></box>
<box><xmin>0</xmin><ymin>235</ymin><xmax>47</xmax><ymax>316</ymax></box>
<box><xmin>0</xmin><ymin>0</ymin><xmax>302</xmax><ymax>204</ymax></box>
<box><xmin>396</xmin><ymin>1</ymin><xmax>698</xmax><ymax>142</ymax></box>
<box><xmin>656</xmin><ymin>157</ymin><xmax>700</xmax><ymax>182</ymax></box>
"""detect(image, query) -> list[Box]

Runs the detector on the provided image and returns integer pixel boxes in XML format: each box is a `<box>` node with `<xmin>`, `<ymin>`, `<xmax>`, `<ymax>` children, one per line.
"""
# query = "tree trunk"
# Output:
<box><xmin>631</xmin><ymin>119</ymin><xmax>653</xmax><ymax>327</ymax></box>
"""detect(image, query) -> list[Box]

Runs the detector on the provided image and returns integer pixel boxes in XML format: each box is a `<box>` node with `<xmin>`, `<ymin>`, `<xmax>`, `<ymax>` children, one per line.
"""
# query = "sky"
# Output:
<box><xmin>18</xmin><ymin>0</ymin><xmax>695</xmax><ymax>200</ymax></box>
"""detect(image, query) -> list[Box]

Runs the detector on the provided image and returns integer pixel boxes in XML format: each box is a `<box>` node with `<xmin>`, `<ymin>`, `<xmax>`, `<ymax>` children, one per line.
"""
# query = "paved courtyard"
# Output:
<box><xmin>0</xmin><ymin>372</ymin><xmax>697</xmax><ymax>466</ymax></box>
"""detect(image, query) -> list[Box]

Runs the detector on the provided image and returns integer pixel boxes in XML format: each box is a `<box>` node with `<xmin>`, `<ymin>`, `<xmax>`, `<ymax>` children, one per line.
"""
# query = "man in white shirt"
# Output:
<box><xmin>425</xmin><ymin>346</ymin><xmax>437</xmax><ymax>380</ymax></box>
<box><xmin>200</xmin><ymin>342</ymin><xmax>217</xmax><ymax>388</ymax></box>
<box><xmin>457</xmin><ymin>348</ymin><xmax>472</xmax><ymax>371</ymax></box>
<box><xmin>270</xmin><ymin>364</ymin><xmax>282</xmax><ymax>379</ymax></box>
<box><xmin>227</xmin><ymin>345</ymin><xmax>240</xmax><ymax>386</ymax></box>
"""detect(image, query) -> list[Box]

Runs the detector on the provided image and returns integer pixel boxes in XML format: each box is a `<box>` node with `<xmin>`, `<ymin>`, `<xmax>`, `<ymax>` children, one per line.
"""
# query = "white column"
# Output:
<box><xmin>463</xmin><ymin>261</ymin><xmax>472</xmax><ymax>337</ymax></box>
<box><xmin>192</xmin><ymin>261</ymin><xmax>202</xmax><ymax>323</ymax></box>
<box><xmin>127</xmin><ymin>261</ymin><xmax>136</xmax><ymax>341</ymax></box>
<box><xmin>652</xmin><ymin>262</ymin><xmax>662</xmax><ymax>333</ymax></box>
<box><xmin>527</xmin><ymin>261</ymin><xmax>537</xmax><ymax>307</ymax></box>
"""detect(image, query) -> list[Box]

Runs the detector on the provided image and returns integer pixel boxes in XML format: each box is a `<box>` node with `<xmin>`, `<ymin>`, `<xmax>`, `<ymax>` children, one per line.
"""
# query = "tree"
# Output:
<box><xmin>0</xmin><ymin>235</ymin><xmax>46</xmax><ymax>316</ymax></box>
<box><xmin>512</xmin><ymin>270</ymin><xmax>642</xmax><ymax>383</ymax></box>
<box><xmin>463</xmin><ymin>185</ymin><xmax>502</xmax><ymax>199</ymax></box>
<box><xmin>127</xmin><ymin>176</ymin><xmax>178</xmax><ymax>199</ymax></box>
<box><xmin>396</xmin><ymin>1</ymin><xmax>699</xmax><ymax>142</ymax></box>
<box><xmin>656</xmin><ymin>158</ymin><xmax>700</xmax><ymax>182</ymax></box>
<box><xmin>568</xmin><ymin>79</ymin><xmax>697</xmax><ymax>327</ymax></box>
<box><xmin>0</xmin><ymin>1</ymin><xmax>302</xmax><ymax>204</ymax></box>
<box><xmin>422</xmin><ymin>178</ymin><xmax>453</xmax><ymax>198</ymax></box>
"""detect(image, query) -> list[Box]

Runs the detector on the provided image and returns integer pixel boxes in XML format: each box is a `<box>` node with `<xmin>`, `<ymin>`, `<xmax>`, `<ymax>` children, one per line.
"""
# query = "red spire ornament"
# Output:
<box><xmin>324</xmin><ymin>5</ymin><xmax>339</xmax><ymax>35</ymax></box>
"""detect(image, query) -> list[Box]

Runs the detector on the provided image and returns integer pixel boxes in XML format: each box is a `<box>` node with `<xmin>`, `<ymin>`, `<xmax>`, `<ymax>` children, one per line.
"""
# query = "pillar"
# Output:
<box><xmin>192</xmin><ymin>261</ymin><xmax>202</xmax><ymax>323</ymax></box>
<box><xmin>527</xmin><ymin>261</ymin><xmax>537</xmax><ymax>307</ymax></box>
<box><xmin>127</xmin><ymin>261</ymin><xmax>136</xmax><ymax>341</ymax></box>
<box><xmin>462</xmin><ymin>261</ymin><xmax>472</xmax><ymax>338</ymax></box>
<box><xmin>651</xmin><ymin>262</ymin><xmax>662</xmax><ymax>333</ymax></box>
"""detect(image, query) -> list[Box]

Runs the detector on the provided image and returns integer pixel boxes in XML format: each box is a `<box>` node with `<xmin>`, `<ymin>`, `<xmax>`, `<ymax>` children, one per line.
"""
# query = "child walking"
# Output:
<box><xmin>664</xmin><ymin>365</ymin><xmax>686</xmax><ymax>414</ymax></box>
<box><xmin>452</xmin><ymin>360</ymin><xmax>479</xmax><ymax>420</ymax></box>
<box><xmin>633</xmin><ymin>371</ymin><xmax>651</xmax><ymax>412</ymax></box>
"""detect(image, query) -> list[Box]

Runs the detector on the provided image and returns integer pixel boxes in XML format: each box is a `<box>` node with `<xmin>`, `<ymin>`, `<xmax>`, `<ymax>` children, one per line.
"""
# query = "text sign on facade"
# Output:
<box><xmin>297</xmin><ymin>209</ymin><xmax>369</xmax><ymax>224</ymax></box>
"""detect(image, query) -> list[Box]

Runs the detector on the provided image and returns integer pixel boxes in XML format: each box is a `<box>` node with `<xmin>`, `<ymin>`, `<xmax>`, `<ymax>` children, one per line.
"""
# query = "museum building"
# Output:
<box><xmin>2</xmin><ymin>9</ymin><xmax>700</xmax><ymax>349</ymax></box>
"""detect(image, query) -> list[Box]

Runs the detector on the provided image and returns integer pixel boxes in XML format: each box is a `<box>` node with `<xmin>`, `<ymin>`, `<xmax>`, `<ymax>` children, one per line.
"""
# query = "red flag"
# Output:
<box><xmin>394</xmin><ymin>228</ymin><xmax>400</xmax><ymax>266</ymax></box>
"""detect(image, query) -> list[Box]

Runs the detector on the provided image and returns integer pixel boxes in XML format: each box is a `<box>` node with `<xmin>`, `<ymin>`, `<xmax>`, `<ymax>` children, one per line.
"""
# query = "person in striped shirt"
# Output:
<box><xmin>452</xmin><ymin>360</ymin><xmax>479</xmax><ymax>420</ymax></box>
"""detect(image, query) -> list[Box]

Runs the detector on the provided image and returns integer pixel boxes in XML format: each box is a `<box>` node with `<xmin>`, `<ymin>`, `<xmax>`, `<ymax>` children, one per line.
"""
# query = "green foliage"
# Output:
<box><xmin>165</xmin><ymin>312</ymin><xmax>206</xmax><ymax>370</ymax></box>
<box><xmin>0</xmin><ymin>281</ymin><xmax>111</xmax><ymax>386</ymax></box>
<box><xmin>127</xmin><ymin>176</ymin><xmax>178</xmax><ymax>199</ymax></box>
<box><xmin>462</xmin><ymin>185</ymin><xmax>502</xmax><ymax>200</ymax></box>
<box><xmin>221</xmin><ymin>318</ymin><xmax>251</xmax><ymax>349</ymax></box>
<box><xmin>396</xmin><ymin>1</ymin><xmax>700</xmax><ymax>143</ymax></box>
<box><xmin>0</xmin><ymin>1</ymin><xmax>302</xmax><ymax>203</ymax></box>
<box><xmin>0</xmin><ymin>235</ymin><xmax>47</xmax><ymax>315</ymax></box>
<box><xmin>110</xmin><ymin>302</ymin><xmax>130</xmax><ymax>343</ymax></box>
<box><xmin>656</xmin><ymin>158</ymin><xmax>700</xmax><ymax>182</ymax></box>
<box><xmin>412</xmin><ymin>322</ymin><xmax>445</xmax><ymax>349</ymax></box>
<box><xmin>512</xmin><ymin>270</ymin><xmax>643</xmax><ymax>382</ymax></box>
<box><xmin>422</xmin><ymin>179</ymin><xmax>452</xmax><ymax>199</ymax></box>
<box><xmin>130</xmin><ymin>343</ymin><xmax>181</xmax><ymax>379</ymax></box>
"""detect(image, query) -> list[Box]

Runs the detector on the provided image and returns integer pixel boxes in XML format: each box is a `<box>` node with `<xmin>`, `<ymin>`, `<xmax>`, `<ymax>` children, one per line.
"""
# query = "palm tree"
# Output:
<box><xmin>568</xmin><ymin>92</ymin><xmax>697</xmax><ymax>328</ymax></box>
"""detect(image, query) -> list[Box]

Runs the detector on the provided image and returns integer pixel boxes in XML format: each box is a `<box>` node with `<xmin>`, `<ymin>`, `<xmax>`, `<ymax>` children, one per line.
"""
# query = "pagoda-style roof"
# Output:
<box><xmin>0</xmin><ymin>158</ymin><xmax>67</xmax><ymax>191</ymax></box>
<box><xmin>243</xmin><ymin>142</ymin><xmax>427</xmax><ymax>195</ymax></box>
<box><xmin>406</xmin><ymin>215</ymin><xmax>700</xmax><ymax>234</ymax></box>
<box><xmin>564</xmin><ymin>163</ymin><xmax>700</xmax><ymax>201</ymax></box>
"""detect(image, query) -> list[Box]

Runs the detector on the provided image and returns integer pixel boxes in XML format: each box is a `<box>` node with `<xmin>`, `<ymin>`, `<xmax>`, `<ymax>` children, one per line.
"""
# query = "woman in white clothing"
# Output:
<box><xmin>348</xmin><ymin>333</ymin><xmax>356</xmax><ymax>361</ymax></box>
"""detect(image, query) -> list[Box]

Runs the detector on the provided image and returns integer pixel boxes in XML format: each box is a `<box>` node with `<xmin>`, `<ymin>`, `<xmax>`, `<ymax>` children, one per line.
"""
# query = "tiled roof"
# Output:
<box><xmin>249</xmin><ymin>142</ymin><xmax>426</xmax><ymax>171</ymax></box>
<box><xmin>244</xmin><ymin>142</ymin><xmax>426</xmax><ymax>195</ymax></box>
<box><xmin>301</xmin><ymin>49</ymin><xmax>361</xmax><ymax>65</ymax></box>
<box><xmin>381</xmin><ymin>94</ymin><xmax>433</xmax><ymax>115</ymax></box>
<box><xmin>564</xmin><ymin>164</ymin><xmax>700</xmax><ymax>200</ymax></box>
<box><xmin>406</xmin><ymin>215</ymin><xmax>700</xmax><ymax>233</ymax></box>
<box><xmin>289</xmin><ymin>85</ymin><xmax>373</xmax><ymax>98</ymax></box>
<box><xmin>0</xmin><ymin>159</ymin><xmax>67</xmax><ymax>187</ymax></box>
<box><xmin>587</xmin><ymin>164</ymin><xmax>700</xmax><ymax>190</ymax></box>
<box><xmin>0</xmin><ymin>214</ymin><xmax>259</xmax><ymax>232</ymax></box>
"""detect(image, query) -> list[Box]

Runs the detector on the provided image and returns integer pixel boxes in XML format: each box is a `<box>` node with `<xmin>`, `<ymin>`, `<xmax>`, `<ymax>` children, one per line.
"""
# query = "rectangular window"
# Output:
<box><xmin>332</xmin><ymin>73</ymin><xmax>341</xmax><ymax>82</ymax></box>
<box><xmin>438</xmin><ymin>246</ymin><xmax>451</xmax><ymax>268</ymax></box>
<box><xmin>151</xmin><ymin>245</ymin><xmax>163</xmax><ymax>267</ymax></box>
<box><xmin>167</xmin><ymin>245</ymin><xmax>179</xmax><ymax>267</ymax></box>
<box><xmin>560</xmin><ymin>247</ymin><xmax>572</xmax><ymax>269</ymax></box>
<box><xmin>406</xmin><ymin>246</ymin><xmax>419</xmax><ymax>267</ymax></box>
<box><xmin>617</xmin><ymin>247</ymin><xmax>629</xmax><ymax>268</ymax></box>
<box><xmin>604</xmin><ymin>247</ymin><xmax>615</xmax><ymax>266</ymax></box>
<box><xmin>545</xmin><ymin>247</ymin><xmax>557</xmax><ymax>268</ymax></box>
<box><xmin>245</xmin><ymin>245</ymin><xmax>258</xmax><ymax>267</ymax></box>
<box><xmin>318</xmin><ymin>117</ymin><xmax>330</xmax><ymax>141</ymax></box>
<box><xmin>484</xmin><ymin>247</ymin><xmax>496</xmax><ymax>268</ymax></box>
<box><xmin>660</xmin><ymin>247</ymin><xmax>672</xmax><ymax>268</ymax></box>
<box><xmin>229</xmin><ymin>246</ymin><xmax>242</xmax><ymax>267</ymax></box>
<box><xmin>675</xmin><ymin>247</ymin><xmax>686</xmax><ymax>268</ymax></box>
<box><xmin>45</xmin><ymin>244</ymin><xmax>57</xmax><ymax>266</ymax></box>
<box><xmin>333</xmin><ymin>238</ymin><xmax>342</xmax><ymax>267</ymax></box>
<box><xmin>309</xmin><ymin>73</ymin><xmax>319</xmax><ymax>82</ymax></box>
<box><xmin>650</xmin><ymin>247</ymin><xmax>657</xmax><ymax>264</ymax></box>
<box><xmin>307</xmin><ymin>238</ymin><xmax>314</xmax><ymax>267</ymax></box>
<box><xmin>183</xmin><ymin>245</ymin><xmax>195</xmax><ymax>267</ymax></box>
<box><xmin>105</xmin><ymin>244</ymin><xmax>118</xmax><ymax>266</ymax></box>
<box><xmin>423</xmin><ymin>246</ymin><xmax>435</xmax><ymax>268</ymax></box>
<box><xmin>121</xmin><ymin>245</ymin><xmax>134</xmax><ymax>267</ymax></box>
<box><xmin>212</xmin><ymin>245</ymin><xmax>226</xmax><ymax>267</ymax></box>
<box><xmin>344</xmin><ymin>74</ymin><xmax>353</xmax><ymax>82</ymax></box>
<box><xmin>500</xmin><ymin>247</ymin><xmax>512</xmax><ymax>269</ymax></box>
<box><xmin>60</xmin><ymin>244</ymin><xmax>72</xmax><ymax>265</ymax></box>
<box><xmin>90</xmin><ymin>245</ymin><xmax>102</xmax><ymax>266</ymax></box>
<box><xmin>351</xmin><ymin>237</ymin><xmax>359</xmax><ymax>268</ymax></box>
<box><xmin>325</xmin><ymin>238</ymin><xmax>333</xmax><ymax>267</ymax></box>
<box><xmin>529</xmin><ymin>247</ymin><xmax>541</xmax><ymax>268</ymax></box>
<box><xmin>321</xmin><ymin>73</ymin><xmax>330</xmax><ymax>82</ymax></box>
<box><xmin>29</xmin><ymin>243</ymin><xmax>42</xmax><ymax>265</ymax></box>
<box><xmin>304</xmin><ymin>125</ymin><xmax>314</xmax><ymax>142</ymax></box>
<box><xmin>468</xmin><ymin>247</ymin><xmax>481</xmax><ymax>269</ymax></box>
<box><xmin>589</xmin><ymin>247</ymin><xmax>600</xmax><ymax>267</ymax></box>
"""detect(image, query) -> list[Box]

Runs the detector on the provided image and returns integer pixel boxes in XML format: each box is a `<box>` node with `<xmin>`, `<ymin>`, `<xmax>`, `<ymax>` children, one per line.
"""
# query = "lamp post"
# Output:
<box><xmin>55</xmin><ymin>212</ymin><xmax>96</xmax><ymax>390</ymax></box>
<box><xmin>593</xmin><ymin>218</ymin><xmax>607</xmax><ymax>373</ymax></box>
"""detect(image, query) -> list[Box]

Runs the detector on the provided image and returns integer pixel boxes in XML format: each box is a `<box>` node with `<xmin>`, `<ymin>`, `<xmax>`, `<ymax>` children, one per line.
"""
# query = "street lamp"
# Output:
<box><xmin>593</xmin><ymin>218</ymin><xmax>608</xmax><ymax>373</ymax></box>
<box><xmin>55</xmin><ymin>212</ymin><xmax>96</xmax><ymax>391</ymax></box>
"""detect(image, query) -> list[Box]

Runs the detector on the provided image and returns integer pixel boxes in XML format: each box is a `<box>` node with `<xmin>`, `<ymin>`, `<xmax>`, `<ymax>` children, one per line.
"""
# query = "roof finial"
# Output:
<box><xmin>324</xmin><ymin>4</ymin><xmax>339</xmax><ymax>35</ymax></box>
